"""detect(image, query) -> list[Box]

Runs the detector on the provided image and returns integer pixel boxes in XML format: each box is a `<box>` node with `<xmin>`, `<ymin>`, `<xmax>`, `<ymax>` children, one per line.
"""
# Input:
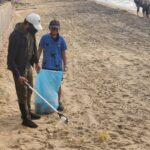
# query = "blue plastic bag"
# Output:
<box><xmin>34</xmin><ymin>69</ymin><xmax>63</xmax><ymax>114</ymax></box>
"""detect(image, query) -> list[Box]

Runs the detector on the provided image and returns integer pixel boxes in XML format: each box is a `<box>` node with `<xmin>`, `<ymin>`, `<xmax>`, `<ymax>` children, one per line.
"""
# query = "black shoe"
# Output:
<box><xmin>22</xmin><ymin>119</ymin><xmax>38</xmax><ymax>128</ymax></box>
<box><xmin>30</xmin><ymin>112</ymin><xmax>41</xmax><ymax>120</ymax></box>
<box><xmin>57</xmin><ymin>102</ymin><xmax>64</xmax><ymax>112</ymax></box>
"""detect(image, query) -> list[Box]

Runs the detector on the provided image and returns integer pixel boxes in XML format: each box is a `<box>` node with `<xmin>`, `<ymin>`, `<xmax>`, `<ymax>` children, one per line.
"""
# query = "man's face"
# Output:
<box><xmin>27</xmin><ymin>23</ymin><xmax>38</xmax><ymax>35</ymax></box>
<box><xmin>50</xmin><ymin>28</ymin><xmax>59</xmax><ymax>36</ymax></box>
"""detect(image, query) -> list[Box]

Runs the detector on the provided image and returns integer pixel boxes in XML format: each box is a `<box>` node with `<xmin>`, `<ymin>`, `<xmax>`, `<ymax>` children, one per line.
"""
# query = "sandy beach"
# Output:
<box><xmin>0</xmin><ymin>0</ymin><xmax>150</xmax><ymax>149</ymax></box>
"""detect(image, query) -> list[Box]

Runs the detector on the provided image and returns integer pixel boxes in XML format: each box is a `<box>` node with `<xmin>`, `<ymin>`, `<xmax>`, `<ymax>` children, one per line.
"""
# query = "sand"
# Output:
<box><xmin>0</xmin><ymin>0</ymin><xmax>150</xmax><ymax>149</ymax></box>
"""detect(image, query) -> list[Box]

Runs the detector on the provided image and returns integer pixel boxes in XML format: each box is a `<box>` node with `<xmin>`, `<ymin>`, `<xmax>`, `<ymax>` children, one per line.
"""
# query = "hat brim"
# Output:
<box><xmin>49</xmin><ymin>25</ymin><xmax>60</xmax><ymax>29</ymax></box>
<box><xmin>33</xmin><ymin>24</ymin><xmax>43</xmax><ymax>31</ymax></box>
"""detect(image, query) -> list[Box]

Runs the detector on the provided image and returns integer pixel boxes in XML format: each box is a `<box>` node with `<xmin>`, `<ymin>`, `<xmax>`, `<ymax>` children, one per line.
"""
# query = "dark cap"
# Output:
<box><xmin>49</xmin><ymin>20</ymin><xmax>60</xmax><ymax>29</ymax></box>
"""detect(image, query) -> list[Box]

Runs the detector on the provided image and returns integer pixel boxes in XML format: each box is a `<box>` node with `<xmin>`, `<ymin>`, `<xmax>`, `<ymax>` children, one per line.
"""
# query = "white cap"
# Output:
<box><xmin>26</xmin><ymin>13</ymin><xmax>43</xmax><ymax>31</ymax></box>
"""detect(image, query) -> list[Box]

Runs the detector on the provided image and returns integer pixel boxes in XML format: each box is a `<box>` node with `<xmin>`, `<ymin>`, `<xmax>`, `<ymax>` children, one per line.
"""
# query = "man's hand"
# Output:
<box><xmin>63</xmin><ymin>65</ymin><xmax>68</xmax><ymax>72</ymax></box>
<box><xmin>35</xmin><ymin>63</ymin><xmax>41</xmax><ymax>73</ymax></box>
<box><xmin>18</xmin><ymin>76</ymin><xmax>28</xmax><ymax>84</ymax></box>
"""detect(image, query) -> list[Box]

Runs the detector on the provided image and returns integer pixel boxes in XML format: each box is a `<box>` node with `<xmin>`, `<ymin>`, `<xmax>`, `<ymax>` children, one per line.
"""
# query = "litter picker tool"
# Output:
<box><xmin>25</xmin><ymin>82</ymin><xmax>69</xmax><ymax>124</ymax></box>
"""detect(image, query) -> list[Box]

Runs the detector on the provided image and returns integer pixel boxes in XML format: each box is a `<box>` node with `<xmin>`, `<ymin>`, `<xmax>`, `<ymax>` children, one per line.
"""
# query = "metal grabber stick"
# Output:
<box><xmin>25</xmin><ymin>82</ymin><xmax>69</xmax><ymax>124</ymax></box>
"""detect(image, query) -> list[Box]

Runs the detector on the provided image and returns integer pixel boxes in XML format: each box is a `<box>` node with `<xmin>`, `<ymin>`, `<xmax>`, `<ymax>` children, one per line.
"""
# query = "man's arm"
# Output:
<box><xmin>38</xmin><ymin>47</ymin><xmax>43</xmax><ymax>60</ymax></box>
<box><xmin>61</xmin><ymin>37</ymin><xmax>68</xmax><ymax>72</ymax></box>
<box><xmin>7</xmin><ymin>33</ymin><xmax>20</xmax><ymax>77</ymax></box>
<box><xmin>62</xmin><ymin>50</ymin><xmax>67</xmax><ymax>72</ymax></box>
<box><xmin>35</xmin><ymin>47</ymin><xmax>43</xmax><ymax>73</ymax></box>
<box><xmin>7</xmin><ymin>32</ymin><xmax>28</xmax><ymax>84</ymax></box>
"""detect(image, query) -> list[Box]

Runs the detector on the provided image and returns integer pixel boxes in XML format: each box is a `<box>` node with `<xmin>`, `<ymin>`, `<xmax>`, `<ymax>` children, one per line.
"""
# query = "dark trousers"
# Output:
<box><xmin>13</xmin><ymin>67</ymin><xmax>33</xmax><ymax>120</ymax></box>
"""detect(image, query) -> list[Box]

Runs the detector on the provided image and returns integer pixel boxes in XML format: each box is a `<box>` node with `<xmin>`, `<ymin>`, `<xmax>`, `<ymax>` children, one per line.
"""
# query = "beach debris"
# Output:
<box><xmin>99</xmin><ymin>130</ymin><xmax>110</xmax><ymax>141</ymax></box>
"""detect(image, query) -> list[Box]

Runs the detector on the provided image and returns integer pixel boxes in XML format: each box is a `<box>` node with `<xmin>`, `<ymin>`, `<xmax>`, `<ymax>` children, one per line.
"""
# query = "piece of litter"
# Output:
<box><xmin>99</xmin><ymin>130</ymin><xmax>110</xmax><ymax>140</ymax></box>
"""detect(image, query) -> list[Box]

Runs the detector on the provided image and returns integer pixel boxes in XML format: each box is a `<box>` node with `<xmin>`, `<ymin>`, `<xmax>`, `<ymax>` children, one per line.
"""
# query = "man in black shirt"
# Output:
<box><xmin>7</xmin><ymin>13</ymin><xmax>42</xmax><ymax>128</ymax></box>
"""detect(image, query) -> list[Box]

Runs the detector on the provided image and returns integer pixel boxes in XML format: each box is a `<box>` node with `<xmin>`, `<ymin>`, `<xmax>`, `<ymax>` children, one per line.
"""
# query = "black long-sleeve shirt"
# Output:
<box><xmin>7</xmin><ymin>23</ymin><xmax>38</xmax><ymax>77</ymax></box>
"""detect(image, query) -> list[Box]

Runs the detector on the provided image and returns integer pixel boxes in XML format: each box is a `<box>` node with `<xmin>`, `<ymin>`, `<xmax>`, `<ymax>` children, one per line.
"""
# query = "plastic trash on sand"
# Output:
<box><xmin>35</xmin><ymin>69</ymin><xmax>63</xmax><ymax>114</ymax></box>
